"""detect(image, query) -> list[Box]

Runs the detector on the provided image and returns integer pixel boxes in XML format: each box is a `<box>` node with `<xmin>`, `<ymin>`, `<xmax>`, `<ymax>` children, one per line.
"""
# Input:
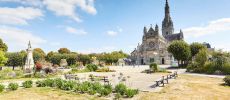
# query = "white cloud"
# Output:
<box><xmin>106</xmin><ymin>26</ymin><xmax>123</xmax><ymax>36</ymax></box>
<box><xmin>107</xmin><ymin>30</ymin><xmax>118</xmax><ymax>36</ymax></box>
<box><xmin>1</xmin><ymin>0</ymin><xmax>97</xmax><ymax>22</ymax></box>
<box><xmin>0</xmin><ymin>0</ymin><xmax>43</xmax><ymax>7</ymax></box>
<box><xmin>0</xmin><ymin>6</ymin><xmax>43</xmax><ymax>25</ymax></box>
<box><xmin>43</xmin><ymin>0</ymin><xmax>97</xmax><ymax>22</ymax></box>
<box><xmin>0</xmin><ymin>26</ymin><xmax>46</xmax><ymax>51</ymax></box>
<box><xmin>66</xmin><ymin>26</ymin><xmax>87</xmax><ymax>35</ymax></box>
<box><xmin>183</xmin><ymin>18</ymin><xmax>230</xmax><ymax>38</ymax></box>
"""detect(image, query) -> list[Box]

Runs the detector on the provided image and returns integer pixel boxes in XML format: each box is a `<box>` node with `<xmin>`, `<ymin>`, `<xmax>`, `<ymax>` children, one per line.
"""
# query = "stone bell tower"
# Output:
<box><xmin>162</xmin><ymin>0</ymin><xmax>174</xmax><ymax>39</ymax></box>
<box><xmin>24</xmin><ymin>41</ymin><xmax>34</xmax><ymax>70</ymax></box>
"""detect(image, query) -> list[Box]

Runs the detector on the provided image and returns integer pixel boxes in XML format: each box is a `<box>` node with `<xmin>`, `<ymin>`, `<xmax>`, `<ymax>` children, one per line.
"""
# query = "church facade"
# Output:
<box><xmin>131</xmin><ymin>0</ymin><xmax>184</xmax><ymax>65</ymax></box>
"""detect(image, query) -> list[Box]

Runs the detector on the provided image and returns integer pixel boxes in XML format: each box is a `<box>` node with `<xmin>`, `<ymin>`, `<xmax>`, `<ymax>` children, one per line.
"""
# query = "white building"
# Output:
<box><xmin>24</xmin><ymin>41</ymin><xmax>35</xmax><ymax>70</ymax></box>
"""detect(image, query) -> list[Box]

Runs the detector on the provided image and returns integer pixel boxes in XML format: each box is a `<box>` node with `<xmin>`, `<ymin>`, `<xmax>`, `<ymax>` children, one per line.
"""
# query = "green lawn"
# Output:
<box><xmin>0</xmin><ymin>87</ymin><xmax>106</xmax><ymax>100</ymax></box>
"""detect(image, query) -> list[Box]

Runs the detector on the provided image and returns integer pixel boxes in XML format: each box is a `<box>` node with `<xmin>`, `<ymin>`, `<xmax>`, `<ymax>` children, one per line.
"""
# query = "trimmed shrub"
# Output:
<box><xmin>224</xmin><ymin>75</ymin><xmax>230</xmax><ymax>86</ymax></box>
<box><xmin>22</xmin><ymin>80</ymin><xmax>33</xmax><ymax>88</ymax></box>
<box><xmin>98</xmin><ymin>87</ymin><xmax>112</xmax><ymax>96</ymax></box>
<box><xmin>115</xmin><ymin>93</ymin><xmax>122</xmax><ymax>100</ymax></box>
<box><xmin>36</xmin><ymin>80</ymin><xmax>46</xmax><ymax>87</ymax></box>
<box><xmin>35</xmin><ymin>62</ymin><xmax>43</xmax><ymax>72</ymax></box>
<box><xmin>149</xmin><ymin>63</ymin><xmax>158</xmax><ymax>72</ymax></box>
<box><xmin>222</xmin><ymin>63</ymin><xmax>230</xmax><ymax>75</ymax></box>
<box><xmin>88</xmin><ymin>88</ymin><xmax>97</xmax><ymax>95</ymax></box>
<box><xmin>90</xmin><ymin>82</ymin><xmax>102</xmax><ymax>93</ymax></box>
<box><xmin>86</xmin><ymin>64</ymin><xmax>98</xmax><ymax>72</ymax></box>
<box><xmin>61</xmin><ymin>81</ymin><xmax>76</xmax><ymax>91</ymax></box>
<box><xmin>0</xmin><ymin>84</ymin><xmax>4</xmax><ymax>92</ymax></box>
<box><xmin>204</xmin><ymin>62</ymin><xmax>216</xmax><ymax>74</ymax></box>
<box><xmin>44</xmin><ymin>79</ymin><xmax>55</xmax><ymax>87</ymax></box>
<box><xmin>125</xmin><ymin>89</ymin><xmax>138</xmax><ymax>98</ymax></box>
<box><xmin>115</xmin><ymin>83</ymin><xmax>127</xmax><ymax>95</ymax></box>
<box><xmin>54</xmin><ymin>78</ymin><xmax>65</xmax><ymax>89</ymax></box>
<box><xmin>8</xmin><ymin>83</ymin><xmax>19</xmax><ymax>90</ymax></box>
<box><xmin>78</xmin><ymin>81</ymin><xmax>91</xmax><ymax>93</ymax></box>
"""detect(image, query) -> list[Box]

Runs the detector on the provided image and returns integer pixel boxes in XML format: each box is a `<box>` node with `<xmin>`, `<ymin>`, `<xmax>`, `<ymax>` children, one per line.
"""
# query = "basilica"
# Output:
<box><xmin>131</xmin><ymin>0</ymin><xmax>184</xmax><ymax>65</ymax></box>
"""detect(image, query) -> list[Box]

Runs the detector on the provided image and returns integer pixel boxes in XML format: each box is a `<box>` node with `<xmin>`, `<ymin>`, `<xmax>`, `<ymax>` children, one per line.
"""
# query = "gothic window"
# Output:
<box><xmin>149</xmin><ymin>42</ymin><xmax>155</xmax><ymax>48</ymax></box>
<box><xmin>166</xmin><ymin>32</ymin><xmax>169</xmax><ymax>35</ymax></box>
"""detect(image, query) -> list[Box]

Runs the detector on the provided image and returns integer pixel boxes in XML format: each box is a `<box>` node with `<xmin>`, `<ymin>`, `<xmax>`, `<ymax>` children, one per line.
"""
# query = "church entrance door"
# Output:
<box><xmin>162</xmin><ymin>58</ymin><xmax>165</xmax><ymax>64</ymax></box>
<box><xmin>141</xmin><ymin>59</ymin><xmax>144</xmax><ymax>65</ymax></box>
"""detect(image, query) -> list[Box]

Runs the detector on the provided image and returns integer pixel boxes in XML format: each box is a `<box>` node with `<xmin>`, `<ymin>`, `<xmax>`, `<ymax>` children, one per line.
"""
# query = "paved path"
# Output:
<box><xmin>183</xmin><ymin>73</ymin><xmax>226</xmax><ymax>78</ymax></box>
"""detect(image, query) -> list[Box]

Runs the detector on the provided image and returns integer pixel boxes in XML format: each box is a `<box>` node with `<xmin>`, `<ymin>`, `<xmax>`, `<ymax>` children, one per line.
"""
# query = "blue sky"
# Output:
<box><xmin>0</xmin><ymin>0</ymin><xmax>230</xmax><ymax>54</ymax></box>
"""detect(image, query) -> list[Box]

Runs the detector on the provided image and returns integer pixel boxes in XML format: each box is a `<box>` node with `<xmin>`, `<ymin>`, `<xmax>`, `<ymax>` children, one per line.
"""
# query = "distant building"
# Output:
<box><xmin>131</xmin><ymin>0</ymin><xmax>184</xmax><ymax>65</ymax></box>
<box><xmin>202</xmin><ymin>42</ymin><xmax>215</xmax><ymax>52</ymax></box>
<box><xmin>24</xmin><ymin>41</ymin><xmax>35</xmax><ymax>70</ymax></box>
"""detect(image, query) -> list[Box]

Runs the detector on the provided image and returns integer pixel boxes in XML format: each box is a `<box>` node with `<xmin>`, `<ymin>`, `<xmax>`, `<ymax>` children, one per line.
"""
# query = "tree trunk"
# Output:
<box><xmin>13</xmin><ymin>66</ymin><xmax>15</xmax><ymax>70</ymax></box>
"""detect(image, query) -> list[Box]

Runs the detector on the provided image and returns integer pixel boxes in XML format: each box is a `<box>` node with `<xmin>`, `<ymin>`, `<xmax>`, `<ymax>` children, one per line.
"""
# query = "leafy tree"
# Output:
<box><xmin>195</xmin><ymin>49</ymin><xmax>208</xmax><ymax>67</ymax></box>
<box><xmin>65</xmin><ymin>54</ymin><xmax>77</xmax><ymax>66</ymax></box>
<box><xmin>58</xmin><ymin>48</ymin><xmax>70</xmax><ymax>54</ymax></box>
<box><xmin>0</xmin><ymin>39</ymin><xmax>8</xmax><ymax>52</ymax></box>
<box><xmin>46</xmin><ymin>51</ymin><xmax>55</xmax><ymax>61</ymax></box>
<box><xmin>49</xmin><ymin>54</ymin><xmax>63</xmax><ymax>65</ymax></box>
<box><xmin>0</xmin><ymin>51</ymin><xmax>8</xmax><ymax>66</ymax></box>
<box><xmin>33</xmin><ymin>48</ymin><xmax>46</xmax><ymax>63</ymax></box>
<box><xmin>77</xmin><ymin>54</ymin><xmax>91</xmax><ymax>66</ymax></box>
<box><xmin>6</xmin><ymin>52</ymin><xmax>25</xmax><ymax>70</ymax></box>
<box><xmin>97</xmin><ymin>51</ymin><xmax>128</xmax><ymax>65</ymax></box>
<box><xmin>168</xmin><ymin>40</ymin><xmax>191</xmax><ymax>67</ymax></box>
<box><xmin>190</xmin><ymin>42</ymin><xmax>206</xmax><ymax>57</ymax></box>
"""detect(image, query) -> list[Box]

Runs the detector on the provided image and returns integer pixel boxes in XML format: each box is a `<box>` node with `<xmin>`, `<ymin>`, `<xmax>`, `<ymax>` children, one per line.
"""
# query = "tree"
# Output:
<box><xmin>58</xmin><ymin>48</ymin><xmax>70</xmax><ymax>54</ymax></box>
<box><xmin>49</xmin><ymin>54</ymin><xmax>63</xmax><ymax>65</ymax></box>
<box><xmin>190</xmin><ymin>42</ymin><xmax>206</xmax><ymax>57</ymax></box>
<box><xmin>64</xmin><ymin>54</ymin><xmax>77</xmax><ymax>66</ymax></box>
<box><xmin>0</xmin><ymin>38</ymin><xmax>8</xmax><ymax>52</ymax></box>
<box><xmin>195</xmin><ymin>49</ymin><xmax>208</xmax><ymax>67</ymax></box>
<box><xmin>168</xmin><ymin>40</ymin><xmax>191</xmax><ymax>67</ymax></box>
<box><xmin>77</xmin><ymin>54</ymin><xmax>91</xmax><ymax>66</ymax></box>
<box><xmin>0</xmin><ymin>51</ymin><xmax>8</xmax><ymax>66</ymax></box>
<box><xmin>33</xmin><ymin>48</ymin><xmax>46</xmax><ymax>63</ymax></box>
<box><xmin>97</xmin><ymin>51</ymin><xmax>129</xmax><ymax>65</ymax></box>
<box><xmin>5</xmin><ymin>52</ymin><xmax>25</xmax><ymax>70</ymax></box>
<box><xmin>46</xmin><ymin>51</ymin><xmax>55</xmax><ymax>61</ymax></box>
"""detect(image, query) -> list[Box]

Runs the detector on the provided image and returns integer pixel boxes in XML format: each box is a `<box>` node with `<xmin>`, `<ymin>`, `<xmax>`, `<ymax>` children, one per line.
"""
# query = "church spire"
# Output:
<box><xmin>165</xmin><ymin>0</ymin><xmax>170</xmax><ymax>20</ymax></box>
<box><xmin>162</xmin><ymin>0</ymin><xmax>174</xmax><ymax>39</ymax></box>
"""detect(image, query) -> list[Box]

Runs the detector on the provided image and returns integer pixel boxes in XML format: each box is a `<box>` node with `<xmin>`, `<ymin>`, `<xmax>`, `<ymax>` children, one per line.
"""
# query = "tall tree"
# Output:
<box><xmin>0</xmin><ymin>38</ymin><xmax>8</xmax><ymax>52</ymax></box>
<box><xmin>46</xmin><ymin>51</ymin><xmax>55</xmax><ymax>61</ymax></box>
<box><xmin>168</xmin><ymin>40</ymin><xmax>191</xmax><ymax>67</ymax></box>
<box><xmin>0</xmin><ymin>51</ymin><xmax>8</xmax><ymax>66</ymax></box>
<box><xmin>33</xmin><ymin>48</ymin><xmax>46</xmax><ymax>63</ymax></box>
<box><xmin>6</xmin><ymin>52</ymin><xmax>25</xmax><ymax>70</ymax></box>
<box><xmin>58</xmin><ymin>48</ymin><xmax>70</xmax><ymax>54</ymax></box>
<box><xmin>77</xmin><ymin>54</ymin><xmax>91</xmax><ymax>66</ymax></box>
<box><xmin>190</xmin><ymin>42</ymin><xmax>206</xmax><ymax>57</ymax></box>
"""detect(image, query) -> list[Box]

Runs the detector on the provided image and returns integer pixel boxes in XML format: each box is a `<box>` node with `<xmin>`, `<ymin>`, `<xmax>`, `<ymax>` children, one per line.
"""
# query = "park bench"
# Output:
<box><xmin>101</xmin><ymin>76</ymin><xmax>109</xmax><ymax>85</ymax></box>
<box><xmin>152</xmin><ymin>76</ymin><xmax>165</xmax><ymax>88</ymax></box>
<box><xmin>151</xmin><ymin>72</ymin><xmax>178</xmax><ymax>88</ymax></box>
<box><xmin>146</xmin><ymin>70</ymin><xmax>154</xmax><ymax>74</ymax></box>
<box><xmin>90</xmin><ymin>76</ymin><xmax>110</xmax><ymax>85</ymax></box>
<box><xmin>169</xmin><ymin>71</ymin><xmax>178</xmax><ymax>79</ymax></box>
<box><xmin>64</xmin><ymin>74</ymin><xmax>78</xmax><ymax>80</ymax></box>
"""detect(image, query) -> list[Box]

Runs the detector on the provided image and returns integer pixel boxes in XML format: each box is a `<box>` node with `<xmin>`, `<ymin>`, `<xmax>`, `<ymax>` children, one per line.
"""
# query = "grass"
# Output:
<box><xmin>0</xmin><ymin>87</ymin><xmax>105</xmax><ymax>100</ymax></box>
<box><xmin>137</xmin><ymin>74</ymin><xmax>230</xmax><ymax>100</ymax></box>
